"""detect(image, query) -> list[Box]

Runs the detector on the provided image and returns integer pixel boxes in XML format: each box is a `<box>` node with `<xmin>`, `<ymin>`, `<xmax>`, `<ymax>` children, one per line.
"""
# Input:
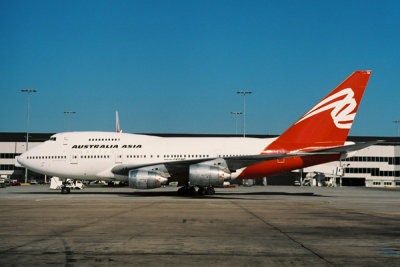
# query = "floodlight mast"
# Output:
<box><xmin>230</xmin><ymin>111</ymin><xmax>242</xmax><ymax>135</ymax></box>
<box><xmin>64</xmin><ymin>111</ymin><xmax>76</xmax><ymax>131</ymax></box>
<box><xmin>237</xmin><ymin>91</ymin><xmax>252</xmax><ymax>137</ymax></box>
<box><xmin>393</xmin><ymin>120</ymin><xmax>400</xmax><ymax>137</ymax></box>
<box><xmin>21</xmin><ymin>89</ymin><xmax>37</xmax><ymax>183</ymax></box>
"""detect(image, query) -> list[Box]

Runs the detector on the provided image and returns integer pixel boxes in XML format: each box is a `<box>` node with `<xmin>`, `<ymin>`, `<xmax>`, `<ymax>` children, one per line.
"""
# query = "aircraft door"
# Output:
<box><xmin>115</xmin><ymin>152</ymin><xmax>122</xmax><ymax>164</ymax></box>
<box><xmin>70</xmin><ymin>154</ymin><xmax>78</xmax><ymax>164</ymax></box>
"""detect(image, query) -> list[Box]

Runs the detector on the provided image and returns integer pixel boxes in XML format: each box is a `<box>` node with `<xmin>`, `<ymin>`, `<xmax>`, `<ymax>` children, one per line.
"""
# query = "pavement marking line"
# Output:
<box><xmin>231</xmin><ymin>201</ymin><xmax>334</xmax><ymax>266</ymax></box>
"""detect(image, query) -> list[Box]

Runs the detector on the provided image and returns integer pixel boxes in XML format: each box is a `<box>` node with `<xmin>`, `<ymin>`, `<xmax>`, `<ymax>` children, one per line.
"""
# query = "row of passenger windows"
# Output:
<box><xmin>345</xmin><ymin>167</ymin><xmax>400</xmax><ymax>177</ymax></box>
<box><xmin>88</xmin><ymin>138</ymin><xmax>120</xmax><ymax>142</ymax></box>
<box><xmin>25</xmin><ymin>154</ymin><xmax>249</xmax><ymax>161</ymax></box>
<box><xmin>80</xmin><ymin>155</ymin><xmax>111</xmax><ymax>159</ymax></box>
<box><xmin>27</xmin><ymin>156</ymin><xmax>66</xmax><ymax>160</ymax></box>
<box><xmin>164</xmin><ymin>154</ymin><xmax>210</xmax><ymax>158</ymax></box>
<box><xmin>26</xmin><ymin>154</ymin><xmax>214</xmax><ymax>160</ymax></box>
<box><xmin>126</xmin><ymin>155</ymin><xmax>211</xmax><ymax>159</ymax></box>
<box><xmin>80</xmin><ymin>155</ymin><xmax>212</xmax><ymax>159</ymax></box>
<box><xmin>127</xmin><ymin>155</ymin><xmax>147</xmax><ymax>158</ymax></box>
<box><xmin>344</xmin><ymin>156</ymin><xmax>400</xmax><ymax>165</ymax></box>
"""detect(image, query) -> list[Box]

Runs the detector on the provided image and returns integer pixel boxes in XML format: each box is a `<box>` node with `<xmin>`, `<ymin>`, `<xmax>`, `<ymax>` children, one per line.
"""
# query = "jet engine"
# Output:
<box><xmin>129</xmin><ymin>170</ymin><xmax>168</xmax><ymax>189</ymax></box>
<box><xmin>189</xmin><ymin>164</ymin><xmax>231</xmax><ymax>187</ymax></box>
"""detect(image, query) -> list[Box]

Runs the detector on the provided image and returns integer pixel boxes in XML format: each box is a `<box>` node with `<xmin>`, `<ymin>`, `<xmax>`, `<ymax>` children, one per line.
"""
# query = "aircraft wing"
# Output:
<box><xmin>220</xmin><ymin>141</ymin><xmax>380</xmax><ymax>170</ymax></box>
<box><xmin>221</xmin><ymin>153</ymin><xmax>289</xmax><ymax>171</ymax></box>
<box><xmin>111</xmin><ymin>154</ymin><xmax>289</xmax><ymax>176</ymax></box>
<box><xmin>111</xmin><ymin>141</ymin><xmax>380</xmax><ymax>177</ymax></box>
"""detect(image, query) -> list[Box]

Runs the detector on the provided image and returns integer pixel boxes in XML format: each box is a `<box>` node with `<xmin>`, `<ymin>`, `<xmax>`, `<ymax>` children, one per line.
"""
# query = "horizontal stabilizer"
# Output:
<box><xmin>296</xmin><ymin>140</ymin><xmax>383</xmax><ymax>155</ymax></box>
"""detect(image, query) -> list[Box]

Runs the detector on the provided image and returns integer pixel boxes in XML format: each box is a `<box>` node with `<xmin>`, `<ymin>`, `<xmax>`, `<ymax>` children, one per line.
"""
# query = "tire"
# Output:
<box><xmin>206</xmin><ymin>187</ymin><xmax>215</xmax><ymax>195</ymax></box>
<box><xmin>61</xmin><ymin>187</ymin><xmax>71</xmax><ymax>194</ymax></box>
<box><xmin>188</xmin><ymin>186</ymin><xmax>196</xmax><ymax>196</ymax></box>
<box><xmin>197</xmin><ymin>187</ymin><xmax>205</xmax><ymax>195</ymax></box>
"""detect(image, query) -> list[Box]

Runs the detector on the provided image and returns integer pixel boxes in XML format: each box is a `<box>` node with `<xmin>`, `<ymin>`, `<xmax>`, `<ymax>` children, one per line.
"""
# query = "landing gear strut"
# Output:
<box><xmin>177</xmin><ymin>186</ymin><xmax>215</xmax><ymax>196</ymax></box>
<box><xmin>61</xmin><ymin>179</ymin><xmax>71</xmax><ymax>194</ymax></box>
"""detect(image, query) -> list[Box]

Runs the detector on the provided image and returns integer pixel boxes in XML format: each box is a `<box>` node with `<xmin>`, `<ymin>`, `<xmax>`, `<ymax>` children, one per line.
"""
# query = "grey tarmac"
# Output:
<box><xmin>0</xmin><ymin>185</ymin><xmax>400</xmax><ymax>266</ymax></box>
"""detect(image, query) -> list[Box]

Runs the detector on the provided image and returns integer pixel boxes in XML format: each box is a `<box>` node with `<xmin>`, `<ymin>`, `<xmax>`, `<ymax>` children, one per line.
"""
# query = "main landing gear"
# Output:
<box><xmin>177</xmin><ymin>186</ymin><xmax>215</xmax><ymax>196</ymax></box>
<box><xmin>61</xmin><ymin>186</ymin><xmax>71</xmax><ymax>194</ymax></box>
<box><xmin>197</xmin><ymin>186</ymin><xmax>215</xmax><ymax>195</ymax></box>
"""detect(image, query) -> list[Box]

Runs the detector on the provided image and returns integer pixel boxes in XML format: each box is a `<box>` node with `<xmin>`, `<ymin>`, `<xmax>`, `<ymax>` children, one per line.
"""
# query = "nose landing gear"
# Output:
<box><xmin>60</xmin><ymin>179</ymin><xmax>71</xmax><ymax>194</ymax></box>
<box><xmin>61</xmin><ymin>186</ymin><xmax>71</xmax><ymax>194</ymax></box>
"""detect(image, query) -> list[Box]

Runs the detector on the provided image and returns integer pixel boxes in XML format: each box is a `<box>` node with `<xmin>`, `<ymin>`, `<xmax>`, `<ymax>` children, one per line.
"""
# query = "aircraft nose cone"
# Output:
<box><xmin>16</xmin><ymin>151</ymin><xmax>34</xmax><ymax>169</ymax></box>
<box><xmin>16</xmin><ymin>153</ymin><xmax>27</xmax><ymax>167</ymax></box>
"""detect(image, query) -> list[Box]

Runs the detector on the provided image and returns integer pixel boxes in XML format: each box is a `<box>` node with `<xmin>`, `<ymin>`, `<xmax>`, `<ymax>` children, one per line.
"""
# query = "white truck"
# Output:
<box><xmin>50</xmin><ymin>177</ymin><xmax>85</xmax><ymax>191</ymax></box>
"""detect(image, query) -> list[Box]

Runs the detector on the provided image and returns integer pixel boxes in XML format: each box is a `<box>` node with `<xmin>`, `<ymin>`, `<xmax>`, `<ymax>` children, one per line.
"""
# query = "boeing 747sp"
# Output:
<box><xmin>17</xmin><ymin>71</ymin><xmax>374</xmax><ymax>194</ymax></box>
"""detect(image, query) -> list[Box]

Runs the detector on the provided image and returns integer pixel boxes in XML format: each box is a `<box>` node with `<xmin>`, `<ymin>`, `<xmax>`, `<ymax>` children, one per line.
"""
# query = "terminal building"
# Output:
<box><xmin>1</xmin><ymin>132</ymin><xmax>399</xmax><ymax>187</ymax></box>
<box><xmin>0</xmin><ymin>133</ymin><xmax>51</xmax><ymax>181</ymax></box>
<box><xmin>299</xmin><ymin>136</ymin><xmax>400</xmax><ymax>188</ymax></box>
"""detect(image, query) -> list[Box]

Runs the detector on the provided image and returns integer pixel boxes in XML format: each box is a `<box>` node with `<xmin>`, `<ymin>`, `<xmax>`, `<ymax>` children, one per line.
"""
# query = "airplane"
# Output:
<box><xmin>17</xmin><ymin>70</ymin><xmax>374</xmax><ymax>195</ymax></box>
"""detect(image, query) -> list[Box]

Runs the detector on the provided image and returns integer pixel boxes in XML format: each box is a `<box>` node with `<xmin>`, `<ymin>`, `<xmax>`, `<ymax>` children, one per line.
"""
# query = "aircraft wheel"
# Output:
<box><xmin>206</xmin><ymin>187</ymin><xmax>215</xmax><ymax>195</ymax></box>
<box><xmin>197</xmin><ymin>187</ymin><xmax>205</xmax><ymax>195</ymax></box>
<box><xmin>177</xmin><ymin>186</ymin><xmax>186</xmax><ymax>196</ymax></box>
<box><xmin>188</xmin><ymin>186</ymin><xmax>196</xmax><ymax>196</ymax></box>
<box><xmin>61</xmin><ymin>187</ymin><xmax>71</xmax><ymax>194</ymax></box>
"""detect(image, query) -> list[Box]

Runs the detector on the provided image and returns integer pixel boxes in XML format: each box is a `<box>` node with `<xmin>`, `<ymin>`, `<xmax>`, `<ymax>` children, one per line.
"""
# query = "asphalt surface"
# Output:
<box><xmin>1</xmin><ymin>185</ymin><xmax>400</xmax><ymax>266</ymax></box>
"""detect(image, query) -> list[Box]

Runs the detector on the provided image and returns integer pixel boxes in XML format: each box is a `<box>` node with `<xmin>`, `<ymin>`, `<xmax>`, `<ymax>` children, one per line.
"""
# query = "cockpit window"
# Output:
<box><xmin>49</xmin><ymin>137</ymin><xmax>57</xmax><ymax>141</ymax></box>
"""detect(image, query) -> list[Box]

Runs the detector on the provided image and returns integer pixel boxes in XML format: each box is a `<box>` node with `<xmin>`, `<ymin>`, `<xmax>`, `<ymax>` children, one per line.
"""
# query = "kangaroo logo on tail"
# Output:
<box><xmin>295</xmin><ymin>88</ymin><xmax>357</xmax><ymax>129</ymax></box>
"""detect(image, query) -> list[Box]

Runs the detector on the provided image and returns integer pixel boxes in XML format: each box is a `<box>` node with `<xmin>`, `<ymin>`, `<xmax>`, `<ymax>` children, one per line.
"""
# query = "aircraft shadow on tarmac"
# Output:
<box><xmin>121</xmin><ymin>191</ymin><xmax>328</xmax><ymax>200</ymax></box>
<box><xmin>12</xmin><ymin>190</ymin><xmax>327</xmax><ymax>200</ymax></box>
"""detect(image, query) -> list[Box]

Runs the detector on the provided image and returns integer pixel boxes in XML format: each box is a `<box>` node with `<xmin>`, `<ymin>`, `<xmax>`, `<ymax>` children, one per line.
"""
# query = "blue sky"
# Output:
<box><xmin>1</xmin><ymin>0</ymin><xmax>400</xmax><ymax>136</ymax></box>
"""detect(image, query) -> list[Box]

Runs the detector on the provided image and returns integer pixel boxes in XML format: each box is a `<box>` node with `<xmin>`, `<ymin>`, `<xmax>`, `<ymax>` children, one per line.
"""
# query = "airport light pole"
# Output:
<box><xmin>64</xmin><ymin>111</ymin><xmax>76</xmax><ymax>132</ymax></box>
<box><xmin>393</xmin><ymin>120</ymin><xmax>400</xmax><ymax>137</ymax></box>
<box><xmin>21</xmin><ymin>89</ymin><xmax>37</xmax><ymax>183</ymax></box>
<box><xmin>237</xmin><ymin>91</ymin><xmax>252</xmax><ymax>137</ymax></box>
<box><xmin>230</xmin><ymin>111</ymin><xmax>242</xmax><ymax>135</ymax></box>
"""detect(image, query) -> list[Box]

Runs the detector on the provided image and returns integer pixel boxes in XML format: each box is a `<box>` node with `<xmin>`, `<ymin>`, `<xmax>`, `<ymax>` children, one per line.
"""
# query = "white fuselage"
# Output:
<box><xmin>17</xmin><ymin>132</ymin><xmax>275</xmax><ymax>181</ymax></box>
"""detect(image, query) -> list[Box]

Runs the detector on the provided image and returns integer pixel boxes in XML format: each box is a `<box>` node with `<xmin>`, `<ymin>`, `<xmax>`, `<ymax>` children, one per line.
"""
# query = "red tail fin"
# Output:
<box><xmin>263</xmin><ymin>70</ymin><xmax>372</xmax><ymax>153</ymax></box>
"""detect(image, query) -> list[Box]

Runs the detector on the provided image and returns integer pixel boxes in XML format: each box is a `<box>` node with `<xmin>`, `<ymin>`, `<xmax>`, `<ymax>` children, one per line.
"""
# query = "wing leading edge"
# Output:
<box><xmin>111</xmin><ymin>141</ymin><xmax>380</xmax><ymax>178</ymax></box>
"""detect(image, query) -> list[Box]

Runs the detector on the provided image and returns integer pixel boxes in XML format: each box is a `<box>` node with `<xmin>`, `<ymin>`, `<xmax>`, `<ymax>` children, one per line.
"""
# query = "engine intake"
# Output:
<box><xmin>129</xmin><ymin>170</ymin><xmax>168</xmax><ymax>189</ymax></box>
<box><xmin>189</xmin><ymin>164</ymin><xmax>231</xmax><ymax>187</ymax></box>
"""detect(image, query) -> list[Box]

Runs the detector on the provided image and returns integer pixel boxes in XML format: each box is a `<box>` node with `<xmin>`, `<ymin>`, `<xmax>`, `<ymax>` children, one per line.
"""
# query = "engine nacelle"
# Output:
<box><xmin>189</xmin><ymin>164</ymin><xmax>231</xmax><ymax>187</ymax></box>
<box><xmin>129</xmin><ymin>170</ymin><xmax>168</xmax><ymax>189</ymax></box>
